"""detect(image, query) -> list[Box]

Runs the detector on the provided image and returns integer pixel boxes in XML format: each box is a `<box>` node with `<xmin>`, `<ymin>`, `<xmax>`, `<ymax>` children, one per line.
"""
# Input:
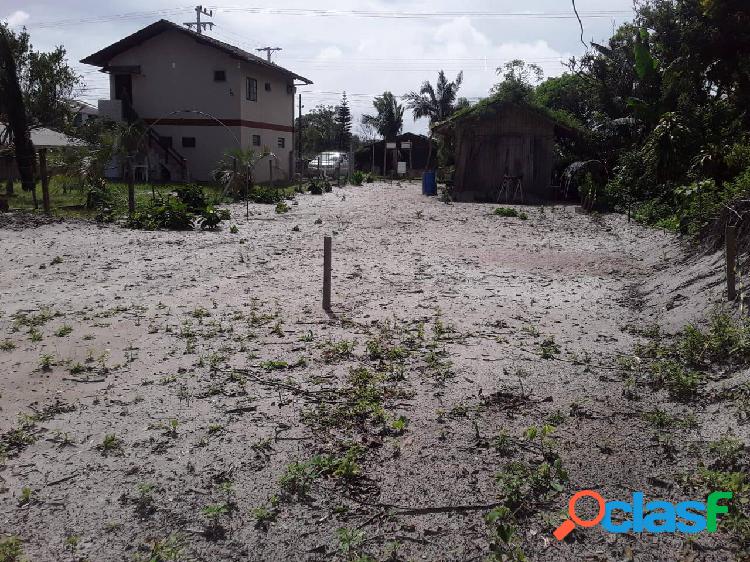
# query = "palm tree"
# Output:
<box><xmin>403</xmin><ymin>70</ymin><xmax>465</xmax><ymax>169</ymax></box>
<box><xmin>214</xmin><ymin>147</ymin><xmax>270</xmax><ymax>198</ymax></box>
<box><xmin>362</xmin><ymin>91</ymin><xmax>404</xmax><ymax>141</ymax></box>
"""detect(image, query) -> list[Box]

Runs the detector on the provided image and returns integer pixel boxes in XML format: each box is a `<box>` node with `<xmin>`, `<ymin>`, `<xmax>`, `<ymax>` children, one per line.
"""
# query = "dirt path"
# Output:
<box><xmin>0</xmin><ymin>181</ymin><xmax>744</xmax><ymax>561</ymax></box>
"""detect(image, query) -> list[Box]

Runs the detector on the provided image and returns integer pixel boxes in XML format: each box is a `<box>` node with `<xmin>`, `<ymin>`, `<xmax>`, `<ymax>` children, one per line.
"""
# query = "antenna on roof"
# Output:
<box><xmin>256</xmin><ymin>47</ymin><xmax>282</xmax><ymax>62</ymax></box>
<box><xmin>184</xmin><ymin>5</ymin><xmax>214</xmax><ymax>35</ymax></box>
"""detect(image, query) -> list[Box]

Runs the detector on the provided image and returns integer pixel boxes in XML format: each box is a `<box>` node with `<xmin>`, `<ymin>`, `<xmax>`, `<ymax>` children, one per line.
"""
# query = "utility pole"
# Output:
<box><xmin>257</xmin><ymin>47</ymin><xmax>282</xmax><ymax>62</ymax></box>
<box><xmin>184</xmin><ymin>5</ymin><xmax>214</xmax><ymax>34</ymax></box>
<box><xmin>298</xmin><ymin>93</ymin><xmax>303</xmax><ymax>162</ymax></box>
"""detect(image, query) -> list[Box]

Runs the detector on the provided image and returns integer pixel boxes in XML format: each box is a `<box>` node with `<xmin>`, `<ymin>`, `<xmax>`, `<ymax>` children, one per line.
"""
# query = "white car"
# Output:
<box><xmin>308</xmin><ymin>151</ymin><xmax>350</xmax><ymax>176</ymax></box>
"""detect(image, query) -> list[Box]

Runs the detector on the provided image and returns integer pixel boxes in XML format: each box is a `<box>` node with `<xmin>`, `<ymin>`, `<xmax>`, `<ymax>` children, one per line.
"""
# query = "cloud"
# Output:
<box><xmin>316</xmin><ymin>46</ymin><xmax>344</xmax><ymax>61</ymax></box>
<box><xmin>3</xmin><ymin>10</ymin><xmax>30</xmax><ymax>27</ymax></box>
<box><xmin>433</xmin><ymin>17</ymin><xmax>490</xmax><ymax>49</ymax></box>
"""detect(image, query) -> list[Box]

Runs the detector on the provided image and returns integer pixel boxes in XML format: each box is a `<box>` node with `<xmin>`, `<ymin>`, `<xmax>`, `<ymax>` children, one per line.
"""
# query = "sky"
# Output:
<box><xmin>2</xmin><ymin>1</ymin><xmax>635</xmax><ymax>134</ymax></box>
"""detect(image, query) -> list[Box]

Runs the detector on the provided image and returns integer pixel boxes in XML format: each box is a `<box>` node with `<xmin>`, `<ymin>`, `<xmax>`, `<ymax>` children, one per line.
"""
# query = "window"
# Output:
<box><xmin>246</xmin><ymin>77</ymin><xmax>257</xmax><ymax>101</ymax></box>
<box><xmin>252</xmin><ymin>135</ymin><xmax>261</xmax><ymax>147</ymax></box>
<box><xmin>277</xmin><ymin>137</ymin><xmax>285</xmax><ymax>149</ymax></box>
<box><xmin>182</xmin><ymin>137</ymin><xmax>196</xmax><ymax>148</ymax></box>
<box><xmin>213</xmin><ymin>70</ymin><xmax>226</xmax><ymax>82</ymax></box>
<box><xmin>265</xmin><ymin>82</ymin><xmax>272</xmax><ymax>91</ymax></box>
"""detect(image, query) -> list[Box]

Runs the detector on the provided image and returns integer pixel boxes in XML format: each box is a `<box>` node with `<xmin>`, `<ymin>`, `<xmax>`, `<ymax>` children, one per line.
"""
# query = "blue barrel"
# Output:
<box><xmin>422</xmin><ymin>171</ymin><xmax>437</xmax><ymax>196</ymax></box>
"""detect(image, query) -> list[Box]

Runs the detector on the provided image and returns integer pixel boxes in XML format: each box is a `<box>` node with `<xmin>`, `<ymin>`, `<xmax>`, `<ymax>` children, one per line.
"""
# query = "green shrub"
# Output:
<box><xmin>129</xmin><ymin>197</ymin><xmax>192</xmax><ymax>230</ymax></box>
<box><xmin>365</xmin><ymin>173</ymin><xmax>374</xmax><ymax>183</ymax></box>
<box><xmin>625</xmin><ymin>166</ymin><xmax>750</xmax><ymax>236</ymax></box>
<box><xmin>128</xmin><ymin>185</ymin><xmax>230</xmax><ymax>231</ymax></box>
<box><xmin>85</xmin><ymin>178</ymin><xmax>120</xmax><ymax>223</ymax></box>
<box><xmin>200</xmin><ymin>206</ymin><xmax>231</xmax><ymax>230</ymax></box>
<box><xmin>308</xmin><ymin>178</ymin><xmax>331</xmax><ymax>195</ymax></box>
<box><xmin>493</xmin><ymin>207</ymin><xmax>527</xmax><ymax>220</ymax></box>
<box><xmin>249</xmin><ymin>186</ymin><xmax>285</xmax><ymax>204</ymax></box>
<box><xmin>275</xmin><ymin>202</ymin><xmax>290</xmax><ymax>214</ymax></box>
<box><xmin>174</xmin><ymin>184</ymin><xmax>207</xmax><ymax>211</ymax></box>
<box><xmin>350</xmin><ymin>171</ymin><xmax>365</xmax><ymax>186</ymax></box>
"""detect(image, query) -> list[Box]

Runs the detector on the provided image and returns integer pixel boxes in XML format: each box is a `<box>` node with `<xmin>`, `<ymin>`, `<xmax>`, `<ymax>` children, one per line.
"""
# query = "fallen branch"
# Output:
<box><xmin>222</xmin><ymin>368</ymin><xmax>340</xmax><ymax>401</ymax></box>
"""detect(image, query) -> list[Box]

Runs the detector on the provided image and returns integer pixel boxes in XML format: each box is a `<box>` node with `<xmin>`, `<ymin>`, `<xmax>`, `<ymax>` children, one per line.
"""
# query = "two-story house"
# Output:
<box><xmin>81</xmin><ymin>19</ymin><xmax>312</xmax><ymax>183</ymax></box>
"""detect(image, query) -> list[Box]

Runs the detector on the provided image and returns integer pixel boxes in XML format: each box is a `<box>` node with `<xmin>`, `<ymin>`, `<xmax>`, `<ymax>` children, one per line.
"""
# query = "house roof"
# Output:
<box><xmin>433</xmin><ymin>95</ymin><xmax>582</xmax><ymax>137</ymax></box>
<box><xmin>80</xmin><ymin>19</ymin><xmax>312</xmax><ymax>85</ymax></box>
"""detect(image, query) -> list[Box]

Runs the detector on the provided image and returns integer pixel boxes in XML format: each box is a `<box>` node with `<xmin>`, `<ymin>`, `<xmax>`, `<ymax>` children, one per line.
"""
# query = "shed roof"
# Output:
<box><xmin>433</xmin><ymin>96</ymin><xmax>582</xmax><ymax>137</ymax></box>
<box><xmin>81</xmin><ymin>19</ymin><xmax>312</xmax><ymax>85</ymax></box>
<box><xmin>0</xmin><ymin>125</ymin><xmax>85</xmax><ymax>149</ymax></box>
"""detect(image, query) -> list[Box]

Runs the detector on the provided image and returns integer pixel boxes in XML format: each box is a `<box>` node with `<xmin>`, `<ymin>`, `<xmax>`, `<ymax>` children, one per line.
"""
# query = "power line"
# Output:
<box><xmin>27</xmin><ymin>6</ymin><xmax>634</xmax><ymax>28</ymax></box>
<box><xmin>208</xmin><ymin>6</ymin><xmax>633</xmax><ymax>20</ymax></box>
<box><xmin>27</xmin><ymin>7</ymin><xmax>193</xmax><ymax>29</ymax></box>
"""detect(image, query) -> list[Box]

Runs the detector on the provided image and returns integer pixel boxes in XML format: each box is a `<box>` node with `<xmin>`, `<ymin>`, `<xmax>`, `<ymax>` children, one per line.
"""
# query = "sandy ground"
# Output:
<box><xmin>0</xmin><ymin>180</ymin><xmax>747</xmax><ymax>561</ymax></box>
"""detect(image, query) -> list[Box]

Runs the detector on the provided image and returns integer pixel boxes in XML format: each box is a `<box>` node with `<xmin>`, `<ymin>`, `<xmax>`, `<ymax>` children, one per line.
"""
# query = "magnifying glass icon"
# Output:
<box><xmin>553</xmin><ymin>490</ymin><xmax>606</xmax><ymax>541</ymax></box>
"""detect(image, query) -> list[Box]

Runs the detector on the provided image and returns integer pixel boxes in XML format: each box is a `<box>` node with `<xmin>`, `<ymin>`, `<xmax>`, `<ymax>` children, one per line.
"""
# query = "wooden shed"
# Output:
<box><xmin>354</xmin><ymin>133</ymin><xmax>436</xmax><ymax>177</ymax></box>
<box><xmin>434</xmin><ymin>99</ymin><xmax>573</xmax><ymax>202</ymax></box>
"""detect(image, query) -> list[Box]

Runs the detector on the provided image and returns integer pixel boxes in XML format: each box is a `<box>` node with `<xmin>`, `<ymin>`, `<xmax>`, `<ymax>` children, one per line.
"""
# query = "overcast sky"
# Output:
<box><xmin>3</xmin><ymin>1</ymin><xmax>635</xmax><ymax>134</ymax></box>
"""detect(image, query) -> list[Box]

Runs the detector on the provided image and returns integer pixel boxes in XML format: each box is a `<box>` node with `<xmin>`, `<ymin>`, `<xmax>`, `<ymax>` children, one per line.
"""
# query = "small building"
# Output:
<box><xmin>434</xmin><ymin>99</ymin><xmax>574</xmax><ymax>202</ymax></box>
<box><xmin>1</xmin><ymin>125</ymin><xmax>85</xmax><ymax>210</ymax></box>
<box><xmin>354</xmin><ymin>133</ymin><xmax>436</xmax><ymax>177</ymax></box>
<box><xmin>70</xmin><ymin>101</ymin><xmax>99</xmax><ymax>127</ymax></box>
<box><xmin>80</xmin><ymin>19</ymin><xmax>312</xmax><ymax>183</ymax></box>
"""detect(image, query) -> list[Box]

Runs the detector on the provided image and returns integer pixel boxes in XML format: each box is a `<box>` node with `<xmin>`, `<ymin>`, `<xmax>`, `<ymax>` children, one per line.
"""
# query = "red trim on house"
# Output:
<box><xmin>143</xmin><ymin>118</ymin><xmax>293</xmax><ymax>133</ymax></box>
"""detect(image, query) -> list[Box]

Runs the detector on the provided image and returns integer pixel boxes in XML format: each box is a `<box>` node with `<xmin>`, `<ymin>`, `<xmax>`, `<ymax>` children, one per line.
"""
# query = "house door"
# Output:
<box><xmin>114</xmin><ymin>74</ymin><xmax>133</xmax><ymax>104</ymax></box>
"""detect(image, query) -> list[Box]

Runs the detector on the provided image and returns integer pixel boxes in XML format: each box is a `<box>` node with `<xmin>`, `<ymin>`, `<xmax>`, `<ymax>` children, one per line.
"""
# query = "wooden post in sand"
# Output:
<box><xmin>323</xmin><ymin>236</ymin><xmax>332</xmax><ymax>311</ymax></box>
<box><xmin>726</xmin><ymin>225</ymin><xmax>737</xmax><ymax>302</ymax></box>
<box><xmin>39</xmin><ymin>148</ymin><xmax>51</xmax><ymax>214</ymax></box>
<box><xmin>127</xmin><ymin>158</ymin><xmax>135</xmax><ymax>215</ymax></box>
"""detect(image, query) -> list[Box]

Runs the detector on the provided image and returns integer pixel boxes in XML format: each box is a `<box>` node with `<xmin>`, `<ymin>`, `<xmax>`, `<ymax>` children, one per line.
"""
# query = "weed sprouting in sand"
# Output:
<box><xmin>252</xmin><ymin>497</ymin><xmax>279</xmax><ymax>531</ymax></box>
<box><xmin>279</xmin><ymin>445</ymin><xmax>364</xmax><ymax>499</ymax></box>
<box><xmin>201</xmin><ymin>503</ymin><xmax>229</xmax><ymax>540</ymax></box>
<box><xmin>628</xmin><ymin>312</ymin><xmax>750</xmax><ymax>403</ymax></box>
<box><xmin>133</xmin><ymin>483</ymin><xmax>157</xmax><ymax>518</ymax></box>
<box><xmin>55</xmin><ymin>325</ymin><xmax>73</xmax><ymax>337</ymax></box>
<box><xmin>97</xmin><ymin>433</ymin><xmax>124</xmax><ymax>457</ymax></box>
<box><xmin>336</xmin><ymin>527</ymin><xmax>367</xmax><ymax>559</ymax></box>
<box><xmin>0</xmin><ymin>339</ymin><xmax>16</xmax><ymax>352</ymax></box>
<box><xmin>132</xmin><ymin>533</ymin><xmax>185</xmax><ymax>562</ymax></box>
<box><xmin>709</xmin><ymin>435</ymin><xmax>745</xmax><ymax>471</ymax></box>
<box><xmin>539</xmin><ymin>336</ymin><xmax>561</xmax><ymax>359</ymax></box>
<box><xmin>321</xmin><ymin>339</ymin><xmax>355</xmax><ymax>363</ymax></box>
<box><xmin>485</xmin><ymin>506</ymin><xmax>527</xmax><ymax>562</ymax></box>
<box><xmin>0</xmin><ymin>536</ymin><xmax>24</xmax><ymax>561</ymax></box>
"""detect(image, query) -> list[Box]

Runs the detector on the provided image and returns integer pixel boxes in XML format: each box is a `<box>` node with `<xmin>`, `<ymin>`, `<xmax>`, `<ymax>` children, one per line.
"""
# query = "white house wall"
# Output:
<box><xmin>106</xmin><ymin>29</ymin><xmax>296</xmax><ymax>182</ymax></box>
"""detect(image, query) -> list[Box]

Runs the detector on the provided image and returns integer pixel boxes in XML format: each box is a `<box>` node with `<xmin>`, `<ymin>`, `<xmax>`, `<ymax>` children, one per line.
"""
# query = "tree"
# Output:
<box><xmin>214</xmin><ymin>147</ymin><xmax>270</xmax><ymax>197</ymax></box>
<box><xmin>534</xmin><ymin>73</ymin><xmax>598</xmax><ymax>126</ymax></box>
<box><xmin>403</xmin><ymin>70</ymin><xmax>465</xmax><ymax>169</ymax></box>
<box><xmin>403</xmin><ymin>71</ymin><xmax>464</xmax><ymax>125</ymax></box>
<box><xmin>362</xmin><ymin>92</ymin><xmax>404</xmax><ymax>141</ymax></box>
<box><xmin>335</xmin><ymin>92</ymin><xmax>352</xmax><ymax>150</ymax></box>
<box><xmin>491</xmin><ymin>59</ymin><xmax>544</xmax><ymax>101</ymax></box>
<box><xmin>0</xmin><ymin>23</ymin><xmax>80</xmax><ymax>196</ymax></box>
<box><xmin>0</xmin><ymin>25</ymin><xmax>35</xmax><ymax>194</ymax></box>
<box><xmin>295</xmin><ymin>104</ymin><xmax>339</xmax><ymax>158</ymax></box>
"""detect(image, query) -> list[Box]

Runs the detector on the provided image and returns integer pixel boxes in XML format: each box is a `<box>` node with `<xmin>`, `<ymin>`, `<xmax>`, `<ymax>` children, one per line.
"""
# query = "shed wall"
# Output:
<box><xmin>453</xmin><ymin>108</ymin><xmax>555</xmax><ymax>202</ymax></box>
